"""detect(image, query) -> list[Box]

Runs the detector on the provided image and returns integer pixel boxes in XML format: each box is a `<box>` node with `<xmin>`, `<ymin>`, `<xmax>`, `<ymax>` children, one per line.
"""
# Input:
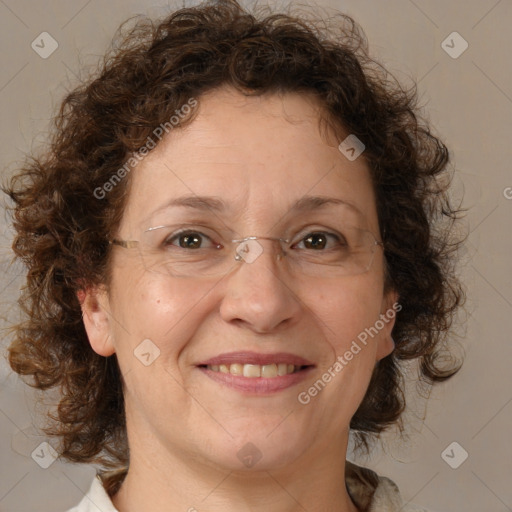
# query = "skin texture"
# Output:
<box><xmin>81</xmin><ymin>86</ymin><xmax>397</xmax><ymax>512</ymax></box>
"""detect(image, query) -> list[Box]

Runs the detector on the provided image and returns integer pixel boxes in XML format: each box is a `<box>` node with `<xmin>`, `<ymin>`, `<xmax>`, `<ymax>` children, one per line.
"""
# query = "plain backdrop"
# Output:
<box><xmin>0</xmin><ymin>1</ymin><xmax>511</xmax><ymax>511</ymax></box>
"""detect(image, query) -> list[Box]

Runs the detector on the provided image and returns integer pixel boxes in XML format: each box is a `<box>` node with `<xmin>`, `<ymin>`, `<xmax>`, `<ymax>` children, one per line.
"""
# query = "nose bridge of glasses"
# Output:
<box><xmin>231</xmin><ymin>236</ymin><xmax>289</xmax><ymax>263</ymax></box>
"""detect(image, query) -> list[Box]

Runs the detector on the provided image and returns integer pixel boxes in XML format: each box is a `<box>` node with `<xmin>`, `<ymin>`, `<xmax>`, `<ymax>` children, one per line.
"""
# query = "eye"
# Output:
<box><xmin>294</xmin><ymin>231</ymin><xmax>346</xmax><ymax>251</ymax></box>
<box><xmin>166</xmin><ymin>230</ymin><xmax>220</xmax><ymax>250</ymax></box>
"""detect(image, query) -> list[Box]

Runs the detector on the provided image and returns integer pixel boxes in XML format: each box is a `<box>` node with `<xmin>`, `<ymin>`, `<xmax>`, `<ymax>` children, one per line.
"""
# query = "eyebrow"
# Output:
<box><xmin>149</xmin><ymin>194</ymin><xmax>365</xmax><ymax>219</ymax></box>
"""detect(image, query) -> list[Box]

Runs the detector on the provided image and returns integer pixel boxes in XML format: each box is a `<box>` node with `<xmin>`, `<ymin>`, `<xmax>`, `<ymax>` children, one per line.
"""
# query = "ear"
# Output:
<box><xmin>375</xmin><ymin>289</ymin><xmax>400</xmax><ymax>361</ymax></box>
<box><xmin>78</xmin><ymin>285</ymin><xmax>116</xmax><ymax>357</ymax></box>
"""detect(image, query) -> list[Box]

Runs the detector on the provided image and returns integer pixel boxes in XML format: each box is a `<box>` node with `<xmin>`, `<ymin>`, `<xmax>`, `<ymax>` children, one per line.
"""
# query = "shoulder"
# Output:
<box><xmin>345</xmin><ymin>460</ymin><xmax>437</xmax><ymax>512</ymax></box>
<box><xmin>65</xmin><ymin>475</ymin><xmax>118</xmax><ymax>512</ymax></box>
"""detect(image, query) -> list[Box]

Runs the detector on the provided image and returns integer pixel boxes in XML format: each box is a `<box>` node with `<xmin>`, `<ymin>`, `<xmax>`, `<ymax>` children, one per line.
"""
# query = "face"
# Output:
<box><xmin>82</xmin><ymin>85</ymin><xmax>397</xmax><ymax>474</ymax></box>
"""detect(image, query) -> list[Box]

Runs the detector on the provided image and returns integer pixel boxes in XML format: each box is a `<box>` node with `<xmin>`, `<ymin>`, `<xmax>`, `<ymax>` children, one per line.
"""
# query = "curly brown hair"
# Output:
<box><xmin>3</xmin><ymin>0</ymin><xmax>465</xmax><ymax>494</ymax></box>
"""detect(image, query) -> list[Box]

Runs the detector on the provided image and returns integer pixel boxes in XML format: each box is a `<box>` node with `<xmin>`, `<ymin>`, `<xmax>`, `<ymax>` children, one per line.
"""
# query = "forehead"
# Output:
<box><xmin>120</xmin><ymin>86</ymin><xmax>379</xmax><ymax>233</ymax></box>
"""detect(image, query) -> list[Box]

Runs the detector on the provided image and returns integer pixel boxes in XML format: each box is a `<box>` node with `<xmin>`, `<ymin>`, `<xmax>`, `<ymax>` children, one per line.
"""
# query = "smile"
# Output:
<box><xmin>205</xmin><ymin>363</ymin><xmax>303</xmax><ymax>378</ymax></box>
<box><xmin>197</xmin><ymin>352</ymin><xmax>315</xmax><ymax>394</ymax></box>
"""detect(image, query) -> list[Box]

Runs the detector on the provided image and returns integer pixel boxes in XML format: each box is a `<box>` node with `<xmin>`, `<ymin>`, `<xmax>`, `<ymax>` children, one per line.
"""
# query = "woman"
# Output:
<box><xmin>4</xmin><ymin>1</ymin><xmax>464</xmax><ymax>510</ymax></box>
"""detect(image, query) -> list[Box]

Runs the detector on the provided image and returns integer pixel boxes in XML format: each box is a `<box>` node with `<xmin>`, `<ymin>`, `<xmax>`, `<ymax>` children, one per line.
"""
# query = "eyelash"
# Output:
<box><xmin>165</xmin><ymin>228</ymin><xmax>346</xmax><ymax>250</ymax></box>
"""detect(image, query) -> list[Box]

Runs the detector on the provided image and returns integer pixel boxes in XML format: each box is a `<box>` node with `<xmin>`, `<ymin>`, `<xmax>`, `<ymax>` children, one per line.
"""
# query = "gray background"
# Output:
<box><xmin>0</xmin><ymin>1</ymin><xmax>511</xmax><ymax>511</ymax></box>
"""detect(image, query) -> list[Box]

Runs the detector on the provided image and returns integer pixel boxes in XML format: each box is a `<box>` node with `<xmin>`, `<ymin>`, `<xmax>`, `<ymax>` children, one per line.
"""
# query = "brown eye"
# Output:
<box><xmin>178</xmin><ymin>233</ymin><xmax>203</xmax><ymax>249</ymax></box>
<box><xmin>296</xmin><ymin>232</ymin><xmax>343</xmax><ymax>251</ymax></box>
<box><xmin>303</xmin><ymin>233</ymin><xmax>327</xmax><ymax>250</ymax></box>
<box><xmin>166</xmin><ymin>231</ymin><xmax>213</xmax><ymax>250</ymax></box>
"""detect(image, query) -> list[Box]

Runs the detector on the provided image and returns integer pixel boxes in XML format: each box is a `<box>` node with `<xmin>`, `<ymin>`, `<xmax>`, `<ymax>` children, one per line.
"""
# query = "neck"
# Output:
<box><xmin>112</xmin><ymin>428</ymin><xmax>360</xmax><ymax>512</ymax></box>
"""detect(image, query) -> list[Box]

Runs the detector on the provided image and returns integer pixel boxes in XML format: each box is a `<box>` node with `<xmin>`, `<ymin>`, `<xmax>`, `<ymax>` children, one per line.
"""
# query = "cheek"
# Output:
<box><xmin>109</xmin><ymin>269</ymin><xmax>210</xmax><ymax>363</ymax></box>
<box><xmin>298</xmin><ymin>280</ymin><xmax>386</xmax><ymax>429</ymax></box>
<box><xmin>313</xmin><ymin>273</ymin><xmax>385</xmax><ymax>350</ymax></box>
<box><xmin>311</xmin><ymin>278</ymin><xmax>385</xmax><ymax>410</ymax></box>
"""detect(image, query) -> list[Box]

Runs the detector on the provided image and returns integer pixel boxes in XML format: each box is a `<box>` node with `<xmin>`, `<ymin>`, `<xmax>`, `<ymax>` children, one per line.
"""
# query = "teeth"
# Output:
<box><xmin>261</xmin><ymin>364</ymin><xmax>277</xmax><ymax>378</ymax></box>
<box><xmin>206</xmin><ymin>363</ymin><xmax>300</xmax><ymax>377</ymax></box>
<box><xmin>243</xmin><ymin>364</ymin><xmax>261</xmax><ymax>378</ymax></box>
<box><xmin>230</xmin><ymin>363</ymin><xmax>243</xmax><ymax>376</ymax></box>
<box><xmin>277</xmin><ymin>363</ymin><xmax>288</xmax><ymax>376</ymax></box>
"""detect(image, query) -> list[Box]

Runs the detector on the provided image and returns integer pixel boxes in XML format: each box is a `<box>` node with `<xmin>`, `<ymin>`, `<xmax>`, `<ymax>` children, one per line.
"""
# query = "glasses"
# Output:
<box><xmin>110</xmin><ymin>224</ymin><xmax>384</xmax><ymax>279</ymax></box>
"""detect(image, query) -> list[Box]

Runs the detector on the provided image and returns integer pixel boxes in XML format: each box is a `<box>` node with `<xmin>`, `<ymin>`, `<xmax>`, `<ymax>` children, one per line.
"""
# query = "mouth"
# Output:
<box><xmin>196</xmin><ymin>351</ymin><xmax>315</xmax><ymax>394</ymax></box>
<box><xmin>200</xmin><ymin>363</ymin><xmax>307</xmax><ymax>378</ymax></box>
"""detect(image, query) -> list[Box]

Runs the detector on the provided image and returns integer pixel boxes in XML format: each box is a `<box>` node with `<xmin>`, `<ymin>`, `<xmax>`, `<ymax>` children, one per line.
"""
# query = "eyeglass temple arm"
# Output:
<box><xmin>109</xmin><ymin>239</ymin><xmax>139</xmax><ymax>249</ymax></box>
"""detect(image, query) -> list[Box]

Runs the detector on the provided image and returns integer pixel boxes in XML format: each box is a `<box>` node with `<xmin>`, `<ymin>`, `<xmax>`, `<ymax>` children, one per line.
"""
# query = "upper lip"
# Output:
<box><xmin>198</xmin><ymin>351</ymin><xmax>315</xmax><ymax>367</ymax></box>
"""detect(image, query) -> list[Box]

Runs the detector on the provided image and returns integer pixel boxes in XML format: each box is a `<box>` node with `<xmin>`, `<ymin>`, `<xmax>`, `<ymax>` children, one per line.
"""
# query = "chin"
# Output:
<box><xmin>207</xmin><ymin>419</ymin><xmax>310</xmax><ymax>472</ymax></box>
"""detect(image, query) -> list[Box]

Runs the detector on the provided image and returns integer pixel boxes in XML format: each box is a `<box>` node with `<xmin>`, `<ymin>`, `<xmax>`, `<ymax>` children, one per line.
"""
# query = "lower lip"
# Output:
<box><xmin>198</xmin><ymin>367</ymin><xmax>314</xmax><ymax>394</ymax></box>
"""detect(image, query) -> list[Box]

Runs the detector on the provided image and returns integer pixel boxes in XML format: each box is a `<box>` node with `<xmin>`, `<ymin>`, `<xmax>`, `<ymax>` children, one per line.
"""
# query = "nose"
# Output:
<box><xmin>219</xmin><ymin>237</ymin><xmax>302</xmax><ymax>334</ymax></box>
